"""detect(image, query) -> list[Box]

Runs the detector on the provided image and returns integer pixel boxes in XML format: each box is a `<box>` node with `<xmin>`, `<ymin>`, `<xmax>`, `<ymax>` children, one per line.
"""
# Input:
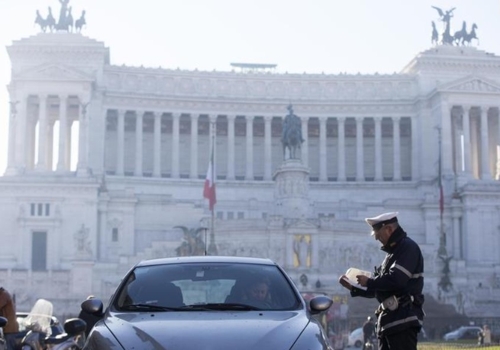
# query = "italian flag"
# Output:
<box><xmin>203</xmin><ymin>146</ymin><xmax>216</xmax><ymax>211</ymax></box>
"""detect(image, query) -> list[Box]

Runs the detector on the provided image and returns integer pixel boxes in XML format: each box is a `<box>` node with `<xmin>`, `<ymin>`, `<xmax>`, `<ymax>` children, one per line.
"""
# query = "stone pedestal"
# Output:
<box><xmin>273</xmin><ymin>159</ymin><xmax>311</xmax><ymax>219</ymax></box>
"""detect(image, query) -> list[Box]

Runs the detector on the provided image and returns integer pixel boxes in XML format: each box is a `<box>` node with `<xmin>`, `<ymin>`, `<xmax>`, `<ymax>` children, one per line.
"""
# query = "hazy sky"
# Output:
<box><xmin>1</xmin><ymin>0</ymin><xmax>499</xmax><ymax>173</ymax></box>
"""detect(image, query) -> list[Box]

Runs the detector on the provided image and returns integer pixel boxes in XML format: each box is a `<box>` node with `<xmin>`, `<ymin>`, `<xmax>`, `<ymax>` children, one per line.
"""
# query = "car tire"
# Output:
<box><xmin>354</xmin><ymin>340</ymin><xmax>362</xmax><ymax>348</ymax></box>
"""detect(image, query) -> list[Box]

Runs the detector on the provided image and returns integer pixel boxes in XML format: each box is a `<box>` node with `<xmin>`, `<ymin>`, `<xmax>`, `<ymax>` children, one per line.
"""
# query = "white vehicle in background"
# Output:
<box><xmin>347</xmin><ymin>327</ymin><xmax>363</xmax><ymax>348</ymax></box>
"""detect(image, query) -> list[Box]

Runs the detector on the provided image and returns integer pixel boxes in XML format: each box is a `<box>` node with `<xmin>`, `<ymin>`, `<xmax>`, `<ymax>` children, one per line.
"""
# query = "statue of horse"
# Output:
<box><xmin>35</xmin><ymin>10</ymin><xmax>48</xmax><ymax>32</ymax></box>
<box><xmin>431</xmin><ymin>21</ymin><xmax>438</xmax><ymax>45</ymax></box>
<box><xmin>463</xmin><ymin>23</ymin><xmax>479</xmax><ymax>46</ymax></box>
<box><xmin>66</xmin><ymin>7</ymin><xmax>74</xmax><ymax>32</ymax></box>
<box><xmin>281</xmin><ymin>105</ymin><xmax>304</xmax><ymax>160</ymax></box>
<box><xmin>75</xmin><ymin>10</ymin><xmax>86</xmax><ymax>32</ymax></box>
<box><xmin>453</xmin><ymin>21</ymin><xmax>467</xmax><ymax>46</ymax></box>
<box><xmin>441</xmin><ymin>20</ymin><xmax>454</xmax><ymax>45</ymax></box>
<box><xmin>46</xmin><ymin>7</ymin><xmax>56</xmax><ymax>32</ymax></box>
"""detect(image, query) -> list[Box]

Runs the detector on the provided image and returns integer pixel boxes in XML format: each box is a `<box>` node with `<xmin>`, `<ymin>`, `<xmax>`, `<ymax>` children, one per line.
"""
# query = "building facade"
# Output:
<box><xmin>1</xmin><ymin>32</ymin><xmax>500</xmax><ymax>318</ymax></box>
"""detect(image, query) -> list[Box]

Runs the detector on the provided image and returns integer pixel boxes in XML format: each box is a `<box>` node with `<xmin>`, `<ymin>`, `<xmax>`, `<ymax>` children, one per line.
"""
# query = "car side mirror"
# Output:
<box><xmin>309</xmin><ymin>295</ymin><xmax>333</xmax><ymax>315</ymax></box>
<box><xmin>81</xmin><ymin>298</ymin><xmax>104</xmax><ymax>316</ymax></box>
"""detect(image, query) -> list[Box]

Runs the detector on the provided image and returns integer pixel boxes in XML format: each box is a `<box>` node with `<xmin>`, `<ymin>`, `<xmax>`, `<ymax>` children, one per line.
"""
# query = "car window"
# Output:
<box><xmin>113</xmin><ymin>262</ymin><xmax>301</xmax><ymax>311</ymax></box>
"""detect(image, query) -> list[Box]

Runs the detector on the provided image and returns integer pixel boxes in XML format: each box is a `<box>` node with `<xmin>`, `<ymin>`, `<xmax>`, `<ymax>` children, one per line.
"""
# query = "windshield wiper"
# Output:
<box><xmin>179</xmin><ymin>303</ymin><xmax>261</xmax><ymax>311</ymax></box>
<box><xmin>121</xmin><ymin>304</ymin><xmax>183</xmax><ymax>311</ymax></box>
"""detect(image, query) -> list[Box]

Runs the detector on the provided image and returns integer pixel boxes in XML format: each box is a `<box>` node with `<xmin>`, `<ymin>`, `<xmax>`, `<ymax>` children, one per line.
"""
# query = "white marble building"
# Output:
<box><xmin>1</xmin><ymin>32</ymin><xmax>500</xmax><ymax>317</ymax></box>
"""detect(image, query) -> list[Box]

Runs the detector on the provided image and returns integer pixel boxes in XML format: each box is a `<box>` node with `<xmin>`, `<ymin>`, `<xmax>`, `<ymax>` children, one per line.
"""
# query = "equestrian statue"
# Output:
<box><xmin>281</xmin><ymin>104</ymin><xmax>304</xmax><ymax>160</ymax></box>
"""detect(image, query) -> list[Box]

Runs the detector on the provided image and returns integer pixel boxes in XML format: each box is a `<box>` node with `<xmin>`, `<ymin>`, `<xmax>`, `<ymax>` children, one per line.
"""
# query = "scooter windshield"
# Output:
<box><xmin>23</xmin><ymin>298</ymin><xmax>53</xmax><ymax>336</ymax></box>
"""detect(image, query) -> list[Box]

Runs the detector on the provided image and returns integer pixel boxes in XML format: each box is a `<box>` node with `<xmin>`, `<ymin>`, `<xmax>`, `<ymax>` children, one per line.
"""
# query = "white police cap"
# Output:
<box><xmin>365</xmin><ymin>212</ymin><xmax>399</xmax><ymax>235</ymax></box>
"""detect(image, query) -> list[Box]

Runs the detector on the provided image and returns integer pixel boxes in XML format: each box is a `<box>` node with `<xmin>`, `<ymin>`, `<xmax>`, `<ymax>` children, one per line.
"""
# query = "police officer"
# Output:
<box><xmin>338</xmin><ymin>212</ymin><xmax>424</xmax><ymax>350</ymax></box>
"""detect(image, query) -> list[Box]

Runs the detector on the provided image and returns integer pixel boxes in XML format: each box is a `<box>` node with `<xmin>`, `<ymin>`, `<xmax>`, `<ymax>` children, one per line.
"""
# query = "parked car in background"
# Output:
<box><xmin>443</xmin><ymin>326</ymin><xmax>482</xmax><ymax>342</ymax></box>
<box><xmin>347</xmin><ymin>327</ymin><xmax>363</xmax><ymax>348</ymax></box>
<box><xmin>81</xmin><ymin>256</ymin><xmax>335</xmax><ymax>350</ymax></box>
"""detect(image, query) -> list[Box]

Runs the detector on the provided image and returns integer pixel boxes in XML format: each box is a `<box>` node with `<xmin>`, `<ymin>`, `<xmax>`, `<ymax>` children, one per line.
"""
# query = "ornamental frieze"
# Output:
<box><xmin>103</xmin><ymin>69</ymin><xmax>418</xmax><ymax>102</ymax></box>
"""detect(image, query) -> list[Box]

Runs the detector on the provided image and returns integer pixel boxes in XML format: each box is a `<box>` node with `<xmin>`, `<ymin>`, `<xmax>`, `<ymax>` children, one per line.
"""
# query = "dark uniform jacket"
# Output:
<box><xmin>350</xmin><ymin>226</ymin><xmax>424</xmax><ymax>337</ymax></box>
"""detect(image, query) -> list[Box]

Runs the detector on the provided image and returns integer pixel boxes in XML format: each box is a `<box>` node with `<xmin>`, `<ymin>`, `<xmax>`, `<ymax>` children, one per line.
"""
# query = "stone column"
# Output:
<box><xmin>6</xmin><ymin>100</ymin><xmax>18</xmax><ymax>172</ymax></box>
<box><xmin>36</xmin><ymin>94</ymin><xmax>48</xmax><ymax>170</ymax></box>
<box><xmin>245</xmin><ymin>115</ymin><xmax>254</xmax><ymax>180</ymax></box>
<box><xmin>411</xmin><ymin>116</ymin><xmax>419</xmax><ymax>181</ymax></box>
<box><xmin>319</xmin><ymin>117</ymin><xmax>327</xmax><ymax>181</ymax></box>
<box><xmin>227</xmin><ymin>115</ymin><xmax>236</xmax><ymax>180</ymax></box>
<box><xmin>355</xmin><ymin>117</ymin><xmax>364</xmax><ymax>181</ymax></box>
<box><xmin>301</xmin><ymin>117</ymin><xmax>309</xmax><ymax>166</ymax></box>
<box><xmin>441</xmin><ymin>102</ymin><xmax>453</xmax><ymax>175</ymax></box>
<box><xmin>462</xmin><ymin>105</ymin><xmax>472</xmax><ymax>177</ymax></box>
<box><xmin>77</xmin><ymin>98</ymin><xmax>90</xmax><ymax>176</ymax></box>
<box><xmin>190</xmin><ymin>113</ymin><xmax>199</xmax><ymax>179</ymax></box>
<box><xmin>393</xmin><ymin>116</ymin><xmax>401</xmax><ymax>181</ymax></box>
<box><xmin>374</xmin><ymin>117</ymin><xmax>383</xmax><ymax>181</ymax></box>
<box><xmin>337</xmin><ymin>117</ymin><xmax>346</xmax><ymax>181</ymax></box>
<box><xmin>134</xmin><ymin>110</ymin><xmax>143</xmax><ymax>177</ymax></box>
<box><xmin>171</xmin><ymin>112</ymin><xmax>181</xmax><ymax>178</ymax></box>
<box><xmin>14</xmin><ymin>94</ymin><xmax>28</xmax><ymax>170</ymax></box>
<box><xmin>264</xmin><ymin>115</ymin><xmax>273</xmax><ymax>181</ymax></box>
<box><xmin>116</xmin><ymin>109</ymin><xmax>125</xmax><ymax>176</ymax></box>
<box><xmin>57</xmin><ymin>95</ymin><xmax>69</xmax><ymax>172</ymax></box>
<box><xmin>480</xmin><ymin>106</ymin><xmax>491</xmax><ymax>180</ymax></box>
<box><xmin>65</xmin><ymin>122</ymin><xmax>72</xmax><ymax>169</ymax></box>
<box><xmin>153</xmin><ymin>112</ymin><xmax>161</xmax><ymax>177</ymax></box>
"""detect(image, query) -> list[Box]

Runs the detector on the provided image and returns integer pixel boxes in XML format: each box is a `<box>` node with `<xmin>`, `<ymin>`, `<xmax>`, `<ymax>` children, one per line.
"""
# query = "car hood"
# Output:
<box><xmin>104</xmin><ymin>310</ymin><xmax>308</xmax><ymax>350</ymax></box>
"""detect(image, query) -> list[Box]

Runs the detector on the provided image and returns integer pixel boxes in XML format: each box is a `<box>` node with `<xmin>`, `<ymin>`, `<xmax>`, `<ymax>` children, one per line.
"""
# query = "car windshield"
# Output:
<box><xmin>113</xmin><ymin>262</ymin><xmax>302</xmax><ymax>312</ymax></box>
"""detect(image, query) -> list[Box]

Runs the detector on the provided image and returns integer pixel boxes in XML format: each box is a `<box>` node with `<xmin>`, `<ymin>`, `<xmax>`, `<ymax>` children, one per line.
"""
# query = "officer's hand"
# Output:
<box><xmin>338</xmin><ymin>275</ymin><xmax>352</xmax><ymax>291</ymax></box>
<box><xmin>356</xmin><ymin>275</ymin><xmax>370</xmax><ymax>287</ymax></box>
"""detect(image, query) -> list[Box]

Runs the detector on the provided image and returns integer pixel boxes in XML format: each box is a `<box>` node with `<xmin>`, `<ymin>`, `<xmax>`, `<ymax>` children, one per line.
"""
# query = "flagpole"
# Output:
<box><xmin>208</xmin><ymin>120</ymin><xmax>218</xmax><ymax>255</ymax></box>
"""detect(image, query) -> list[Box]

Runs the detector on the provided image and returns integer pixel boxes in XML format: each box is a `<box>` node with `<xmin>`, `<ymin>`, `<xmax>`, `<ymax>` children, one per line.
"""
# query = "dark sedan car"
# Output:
<box><xmin>81</xmin><ymin>256</ymin><xmax>334</xmax><ymax>350</ymax></box>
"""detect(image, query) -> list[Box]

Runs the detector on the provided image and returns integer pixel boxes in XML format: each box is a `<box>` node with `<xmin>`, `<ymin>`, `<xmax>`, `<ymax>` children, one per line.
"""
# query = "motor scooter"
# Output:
<box><xmin>20</xmin><ymin>299</ymin><xmax>86</xmax><ymax>350</ymax></box>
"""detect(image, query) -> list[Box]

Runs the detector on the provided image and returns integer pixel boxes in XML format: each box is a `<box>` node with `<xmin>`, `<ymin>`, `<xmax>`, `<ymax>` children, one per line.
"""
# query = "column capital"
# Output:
<box><xmin>117</xmin><ymin>108</ymin><xmax>127</xmax><ymax>116</ymax></box>
<box><xmin>135</xmin><ymin>110</ymin><xmax>146</xmax><ymax>117</ymax></box>
<box><xmin>190</xmin><ymin>113</ymin><xmax>199</xmax><ymax>121</ymax></box>
<box><xmin>38</xmin><ymin>93</ymin><xmax>48</xmax><ymax>100</ymax></box>
<box><xmin>461</xmin><ymin>105</ymin><xmax>472</xmax><ymax>113</ymax></box>
<box><xmin>59</xmin><ymin>94</ymin><xmax>69</xmax><ymax>100</ymax></box>
<box><xmin>245</xmin><ymin>115</ymin><xmax>254</xmax><ymax>122</ymax></box>
<box><xmin>300</xmin><ymin>115</ymin><xmax>310</xmax><ymax>122</ymax></box>
<box><xmin>152</xmin><ymin>111</ymin><xmax>162</xmax><ymax>118</ymax></box>
<box><xmin>264</xmin><ymin>115</ymin><xmax>273</xmax><ymax>122</ymax></box>
<box><xmin>392</xmin><ymin>116</ymin><xmax>401</xmax><ymax>123</ymax></box>
<box><xmin>226</xmin><ymin>114</ymin><xmax>237</xmax><ymax>121</ymax></box>
<box><xmin>373</xmin><ymin>116</ymin><xmax>383</xmax><ymax>123</ymax></box>
<box><xmin>209</xmin><ymin>114</ymin><xmax>218</xmax><ymax>123</ymax></box>
<box><xmin>318</xmin><ymin>116</ymin><xmax>328</xmax><ymax>124</ymax></box>
<box><xmin>337</xmin><ymin>116</ymin><xmax>346</xmax><ymax>123</ymax></box>
<box><xmin>355</xmin><ymin>116</ymin><xmax>364</xmax><ymax>123</ymax></box>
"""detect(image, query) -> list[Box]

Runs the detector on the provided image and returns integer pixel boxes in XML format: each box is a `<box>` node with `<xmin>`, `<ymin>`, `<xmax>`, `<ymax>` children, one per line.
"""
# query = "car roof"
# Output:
<box><xmin>136</xmin><ymin>256</ymin><xmax>276</xmax><ymax>267</ymax></box>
